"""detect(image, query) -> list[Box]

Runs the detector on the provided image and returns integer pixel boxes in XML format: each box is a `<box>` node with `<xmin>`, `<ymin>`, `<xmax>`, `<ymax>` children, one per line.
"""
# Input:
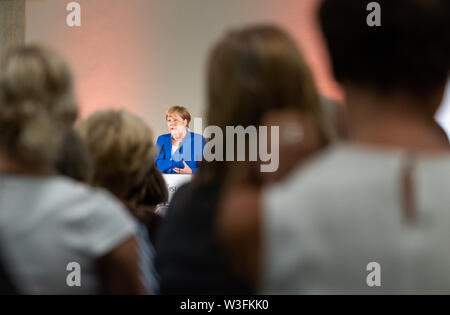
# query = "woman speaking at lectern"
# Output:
<box><xmin>156</xmin><ymin>106</ymin><xmax>205</xmax><ymax>174</ymax></box>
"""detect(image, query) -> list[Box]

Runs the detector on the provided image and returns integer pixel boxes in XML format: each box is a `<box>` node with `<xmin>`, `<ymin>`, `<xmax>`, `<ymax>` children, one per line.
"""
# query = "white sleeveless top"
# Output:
<box><xmin>263</xmin><ymin>144</ymin><xmax>450</xmax><ymax>294</ymax></box>
<box><xmin>0</xmin><ymin>175</ymin><xmax>136</xmax><ymax>294</ymax></box>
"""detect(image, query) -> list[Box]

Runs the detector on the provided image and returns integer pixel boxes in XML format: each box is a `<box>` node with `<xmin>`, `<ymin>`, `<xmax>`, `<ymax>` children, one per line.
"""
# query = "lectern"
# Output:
<box><xmin>156</xmin><ymin>174</ymin><xmax>193</xmax><ymax>216</ymax></box>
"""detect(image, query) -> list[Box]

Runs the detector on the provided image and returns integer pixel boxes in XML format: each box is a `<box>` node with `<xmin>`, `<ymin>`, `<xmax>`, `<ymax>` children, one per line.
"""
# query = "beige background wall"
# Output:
<box><xmin>15</xmin><ymin>0</ymin><xmax>450</xmax><ymax>137</ymax></box>
<box><xmin>24</xmin><ymin>0</ymin><xmax>339</xmax><ymax>137</ymax></box>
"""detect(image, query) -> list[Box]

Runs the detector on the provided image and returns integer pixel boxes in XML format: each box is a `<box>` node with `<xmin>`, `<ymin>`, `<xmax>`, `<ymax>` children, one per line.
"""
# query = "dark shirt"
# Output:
<box><xmin>0</xmin><ymin>253</ymin><xmax>17</xmax><ymax>294</ymax></box>
<box><xmin>155</xmin><ymin>181</ymin><xmax>253</xmax><ymax>294</ymax></box>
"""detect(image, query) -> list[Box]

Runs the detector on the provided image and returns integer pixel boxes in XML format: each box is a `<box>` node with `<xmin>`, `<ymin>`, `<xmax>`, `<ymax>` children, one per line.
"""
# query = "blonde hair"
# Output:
<box><xmin>0</xmin><ymin>45</ymin><xmax>77</xmax><ymax>166</ymax></box>
<box><xmin>78</xmin><ymin>110</ymin><xmax>156</xmax><ymax>200</ymax></box>
<box><xmin>166</xmin><ymin>105</ymin><xmax>191</xmax><ymax>126</ymax></box>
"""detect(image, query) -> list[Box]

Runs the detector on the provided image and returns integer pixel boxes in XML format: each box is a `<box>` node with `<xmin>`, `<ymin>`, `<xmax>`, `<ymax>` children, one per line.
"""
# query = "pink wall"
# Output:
<box><xmin>26</xmin><ymin>0</ymin><xmax>341</xmax><ymax>136</ymax></box>
<box><xmin>273</xmin><ymin>0</ymin><xmax>341</xmax><ymax>101</ymax></box>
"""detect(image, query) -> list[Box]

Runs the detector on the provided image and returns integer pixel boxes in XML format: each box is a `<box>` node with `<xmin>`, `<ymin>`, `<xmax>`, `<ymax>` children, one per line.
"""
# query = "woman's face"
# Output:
<box><xmin>167</xmin><ymin>112</ymin><xmax>187</xmax><ymax>138</ymax></box>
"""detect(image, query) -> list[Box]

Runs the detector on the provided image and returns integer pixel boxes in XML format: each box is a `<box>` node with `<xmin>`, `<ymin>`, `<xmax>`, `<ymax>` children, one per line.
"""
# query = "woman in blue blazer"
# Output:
<box><xmin>156</xmin><ymin>106</ymin><xmax>206</xmax><ymax>174</ymax></box>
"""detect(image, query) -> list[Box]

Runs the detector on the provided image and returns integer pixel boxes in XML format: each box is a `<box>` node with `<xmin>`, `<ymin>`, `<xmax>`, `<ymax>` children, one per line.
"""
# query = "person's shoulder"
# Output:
<box><xmin>158</xmin><ymin>133</ymin><xmax>171</xmax><ymax>140</ymax></box>
<box><xmin>263</xmin><ymin>145</ymin><xmax>357</xmax><ymax>217</ymax></box>
<box><xmin>272</xmin><ymin>144</ymin><xmax>350</xmax><ymax>191</ymax></box>
<box><xmin>54</xmin><ymin>178</ymin><xmax>136</xmax><ymax>246</ymax></box>
<box><xmin>263</xmin><ymin>143</ymin><xmax>413</xmax><ymax>224</ymax></box>
<box><xmin>157</xmin><ymin>133</ymin><xmax>171</xmax><ymax>143</ymax></box>
<box><xmin>48</xmin><ymin>176</ymin><xmax>132</xmax><ymax>222</ymax></box>
<box><xmin>48</xmin><ymin>176</ymin><xmax>104</xmax><ymax>200</ymax></box>
<box><xmin>40</xmin><ymin>176</ymin><xmax>92</xmax><ymax>202</ymax></box>
<box><xmin>7</xmin><ymin>176</ymin><xmax>125</xmax><ymax>225</ymax></box>
<box><xmin>417</xmin><ymin>153</ymin><xmax>450</xmax><ymax>196</ymax></box>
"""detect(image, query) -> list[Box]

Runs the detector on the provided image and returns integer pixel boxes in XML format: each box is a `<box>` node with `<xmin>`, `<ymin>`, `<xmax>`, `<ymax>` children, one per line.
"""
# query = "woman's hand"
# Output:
<box><xmin>174</xmin><ymin>161</ymin><xmax>192</xmax><ymax>174</ymax></box>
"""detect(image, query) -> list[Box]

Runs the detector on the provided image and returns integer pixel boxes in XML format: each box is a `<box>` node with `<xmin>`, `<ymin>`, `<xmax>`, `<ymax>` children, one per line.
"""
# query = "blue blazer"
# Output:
<box><xmin>156</xmin><ymin>130</ymin><xmax>206</xmax><ymax>174</ymax></box>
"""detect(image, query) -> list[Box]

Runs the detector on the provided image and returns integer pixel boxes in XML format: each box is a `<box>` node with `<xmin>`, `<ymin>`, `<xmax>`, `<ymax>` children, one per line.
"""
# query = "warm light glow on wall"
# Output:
<box><xmin>272</xmin><ymin>0</ymin><xmax>342</xmax><ymax>101</ymax></box>
<box><xmin>26</xmin><ymin>0</ymin><xmax>342</xmax><ymax>136</ymax></box>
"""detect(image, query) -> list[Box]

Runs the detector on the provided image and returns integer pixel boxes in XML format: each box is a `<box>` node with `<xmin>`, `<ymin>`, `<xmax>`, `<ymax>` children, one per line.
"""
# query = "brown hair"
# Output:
<box><xmin>0</xmin><ymin>45</ymin><xmax>77</xmax><ymax>167</ymax></box>
<box><xmin>55</xmin><ymin>129</ymin><xmax>93</xmax><ymax>182</ymax></box>
<box><xmin>199</xmin><ymin>25</ymin><xmax>329</xmax><ymax>184</ymax></box>
<box><xmin>166</xmin><ymin>105</ymin><xmax>192</xmax><ymax>126</ymax></box>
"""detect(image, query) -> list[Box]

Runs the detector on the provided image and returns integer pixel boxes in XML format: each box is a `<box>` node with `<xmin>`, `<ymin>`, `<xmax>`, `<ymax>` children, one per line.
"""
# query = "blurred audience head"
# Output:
<box><xmin>54</xmin><ymin>129</ymin><xmax>93</xmax><ymax>182</ymax></box>
<box><xmin>78</xmin><ymin>110</ymin><xmax>167</xmax><ymax>218</ymax></box>
<box><xmin>202</xmin><ymin>25</ymin><xmax>331</xmax><ymax>183</ymax></box>
<box><xmin>319</xmin><ymin>0</ymin><xmax>450</xmax><ymax>102</ymax></box>
<box><xmin>0</xmin><ymin>45</ymin><xmax>77</xmax><ymax>170</ymax></box>
<box><xmin>320</xmin><ymin>95</ymin><xmax>347</xmax><ymax>140</ymax></box>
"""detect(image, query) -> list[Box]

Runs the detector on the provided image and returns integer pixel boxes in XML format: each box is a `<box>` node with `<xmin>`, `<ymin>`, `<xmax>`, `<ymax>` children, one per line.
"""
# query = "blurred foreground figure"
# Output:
<box><xmin>156</xmin><ymin>25</ymin><xmax>332</xmax><ymax>294</ymax></box>
<box><xmin>0</xmin><ymin>45</ymin><xmax>143</xmax><ymax>294</ymax></box>
<box><xmin>220</xmin><ymin>0</ymin><xmax>450</xmax><ymax>294</ymax></box>
<box><xmin>79</xmin><ymin>110</ymin><xmax>168</xmax><ymax>294</ymax></box>
<box><xmin>0</xmin><ymin>249</ymin><xmax>17</xmax><ymax>294</ymax></box>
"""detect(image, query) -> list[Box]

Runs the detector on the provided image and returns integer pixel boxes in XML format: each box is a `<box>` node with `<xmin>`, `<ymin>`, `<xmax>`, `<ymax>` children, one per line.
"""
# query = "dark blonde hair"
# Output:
<box><xmin>78</xmin><ymin>110</ymin><xmax>156</xmax><ymax>199</ymax></box>
<box><xmin>200</xmin><ymin>25</ymin><xmax>329</xmax><ymax>183</ymax></box>
<box><xmin>79</xmin><ymin>109</ymin><xmax>168</xmax><ymax>230</ymax></box>
<box><xmin>166</xmin><ymin>105</ymin><xmax>191</xmax><ymax>126</ymax></box>
<box><xmin>0</xmin><ymin>45</ymin><xmax>77</xmax><ymax>166</ymax></box>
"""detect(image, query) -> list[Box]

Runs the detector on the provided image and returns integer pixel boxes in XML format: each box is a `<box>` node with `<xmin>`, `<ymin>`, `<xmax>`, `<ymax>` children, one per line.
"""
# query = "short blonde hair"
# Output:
<box><xmin>0</xmin><ymin>45</ymin><xmax>77</xmax><ymax>166</ymax></box>
<box><xmin>78</xmin><ymin>110</ymin><xmax>155</xmax><ymax>199</ymax></box>
<box><xmin>166</xmin><ymin>105</ymin><xmax>191</xmax><ymax>126</ymax></box>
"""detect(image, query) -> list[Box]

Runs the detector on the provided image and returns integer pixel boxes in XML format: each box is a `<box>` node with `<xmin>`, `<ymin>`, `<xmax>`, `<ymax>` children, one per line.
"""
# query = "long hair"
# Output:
<box><xmin>198</xmin><ymin>25</ymin><xmax>329</xmax><ymax>185</ymax></box>
<box><xmin>0</xmin><ymin>45</ymin><xmax>77</xmax><ymax>167</ymax></box>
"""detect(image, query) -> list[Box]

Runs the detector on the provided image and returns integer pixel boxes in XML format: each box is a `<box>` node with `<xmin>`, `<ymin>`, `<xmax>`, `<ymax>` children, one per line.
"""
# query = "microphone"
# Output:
<box><xmin>156</xmin><ymin>143</ymin><xmax>174</xmax><ymax>173</ymax></box>
<box><xmin>156</xmin><ymin>143</ymin><xmax>164</xmax><ymax>160</ymax></box>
